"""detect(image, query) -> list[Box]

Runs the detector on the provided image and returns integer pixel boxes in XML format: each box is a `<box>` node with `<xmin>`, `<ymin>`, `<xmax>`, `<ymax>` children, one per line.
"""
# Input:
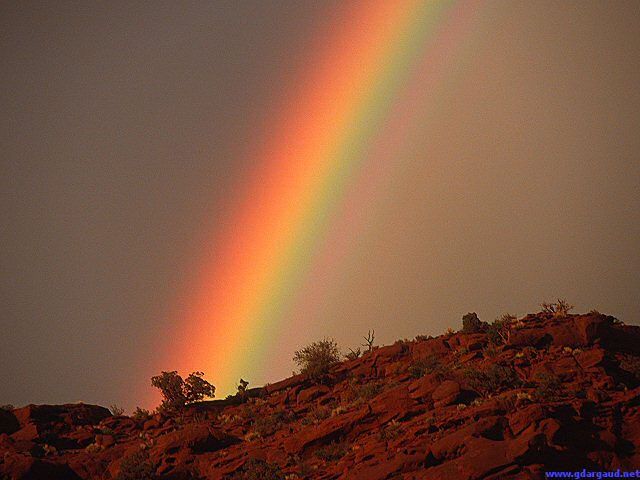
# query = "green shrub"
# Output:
<box><xmin>533</xmin><ymin>372</ymin><xmax>563</xmax><ymax>401</ymax></box>
<box><xmin>314</xmin><ymin>441</ymin><xmax>348</xmax><ymax>462</ymax></box>
<box><xmin>464</xmin><ymin>365</ymin><xmax>521</xmax><ymax>397</ymax></box>
<box><xmin>377</xmin><ymin>419</ymin><xmax>404</xmax><ymax>442</ymax></box>
<box><xmin>344</xmin><ymin>379</ymin><xmax>384</xmax><ymax>404</ymax></box>
<box><xmin>293</xmin><ymin>338</ymin><xmax>340</xmax><ymax>380</ymax></box>
<box><xmin>251</xmin><ymin>408</ymin><xmax>295</xmax><ymax>437</ymax></box>
<box><xmin>131</xmin><ymin>407</ymin><xmax>151</xmax><ymax>421</ymax></box>
<box><xmin>117</xmin><ymin>450</ymin><xmax>155</xmax><ymax>480</ymax></box>
<box><xmin>228</xmin><ymin>458</ymin><xmax>284</xmax><ymax>480</ymax></box>
<box><xmin>462</xmin><ymin>312</ymin><xmax>482</xmax><ymax>334</ymax></box>
<box><xmin>151</xmin><ymin>371</ymin><xmax>215</xmax><ymax>411</ymax></box>
<box><xmin>487</xmin><ymin>314</ymin><xmax>516</xmax><ymax>345</ymax></box>
<box><xmin>302</xmin><ymin>406</ymin><xmax>331</xmax><ymax>426</ymax></box>
<box><xmin>408</xmin><ymin>354</ymin><xmax>442</xmax><ymax>379</ymax></box>
<box><xmin>345</xmin><ymin>347</ymin><xmax>361</xmax><ymax>361</ymax></box>
<box><xmin>110</xmin><ymin>404</ymin><xmax>125</xmax><ymax>416</ymax></box>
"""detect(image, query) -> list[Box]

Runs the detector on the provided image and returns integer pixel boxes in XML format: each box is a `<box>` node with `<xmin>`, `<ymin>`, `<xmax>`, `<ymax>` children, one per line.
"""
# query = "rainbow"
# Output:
<box><xmin>160</xmin><ymin>0</ymin><xmax>486</xmax><ymax>400</ymax></box>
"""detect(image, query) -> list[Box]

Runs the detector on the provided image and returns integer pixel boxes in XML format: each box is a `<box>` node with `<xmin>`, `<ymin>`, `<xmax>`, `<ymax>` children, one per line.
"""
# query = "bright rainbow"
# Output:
<box><xmin>160</xmin><ymin>0</ymin><xmax>486</xmax><ymax>399</ymax></box>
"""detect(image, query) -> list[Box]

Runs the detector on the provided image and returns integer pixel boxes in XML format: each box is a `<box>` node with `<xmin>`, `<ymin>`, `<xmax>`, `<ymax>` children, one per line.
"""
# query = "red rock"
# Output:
<box><xmin>432</xmin><ymin>380</ymin><xmax>461</xmax><ymax>408</ymax></box>
<box><xmin>430</xmin><ymin>424</ymin><xmax>474</xmax><ymax>460</ymax></box>
<box><xmin>98</xmin><ymin>433</ymin><xmax>116</xmax><ymax>448</ymax></box>
<box><xmin>510</xmin><ymin>327</ymin><xmax>551</xmax><ymax>347</ymax></box>
<box><xmin>410</xmin><ymin>338</ymin><xmax>450</xmax><ymax>358</ymax></box>
<box><xmin>264</xmin><ymin>374</ymin><xmax>306</xmax><ymax>395</ymax></box>
<box><xmin>574</xmin><ymin>315</ymin><xmax>608</xmax><ymax>344</ymax></box>
<box><xmin>100</xmin><ymin>415</ymin><xmax>138</xmax><ymax>434</ymax></box>
<box><xmin>408</xmin><ymin>373</ymin><xmax>440</xmax><ymax>401</ymax></box>
<box><xmin>297</xmin><ymin>385</ymin><xmax>330</xmax><ymax>405</ymax></box>
<box><xmin>372</xmin><ymin>343</ymin><xmax>410</xmax><ymax>363</ymax></box>
<box><xmin>10</xmin><ymin>423</ymin><xmax>40</xmax><ymax>442</ymax></box>
<box><xmin>12</xmin><ymin>404</ymin><xmax>110</xmax><ymax>429</ymax></box>
<box><xmin>509</xmin><ymin>404</ymin><xmax>546</xmax><ymax>435</ymax></box>
<box><xmin>423</xmin><ymin>437</ymin><xmax>511</xmax><ymax>480</ymax></box>
<box><xmin>576</xmin><ymin>348</ymin><xmax>607</xmax><ymax>370</ymax></box>
<box><xmin>65</xmin><ymin>427</ymin><xmax>95</xmax><ymax>448</ymax></box>
<box><xmin>473</xmin><ymin>416</ymin><xmax>508</xmax><ymax>440</ymax></box>
<box><xmin>369</xmin><ymin>384</ymin><xmax>420</xmax><ymax>423</ymax></box>
<box><xmin>344</xmin><ymin>451</ymin><xmax>431</xmax><ymax>480</ymax></box>
<box><xmin>1</xmin><ymin>452</ymin><xmax>82</xmax><ymax>479</ymax></box>
<box><xmin>0</xmin><ymin>409</ymin><xmax>19</xmax><ymax>435</ymax></box>
<box><xmin>507</xmin><ymin>425</ymin><xmax>548</xmax><ymax>463</ymax></box>
<box><xmin>284</xmin><ymin>406</ymin><xmax>369</xmax><ymax>455</ymax></box>
<box><xmin>143</xmin><ymin>418</ymin><xmax>160</xmax><ymax>430</ymax></box>
<box><xmin>550</xmin><ymin>356</ymin><xmax>580</xmax><ymax>381</ymax></box>
<box><xmin>2</xmin><ymin>311</ymin><xmax>638</xmax><ymax>480</ymax></box>
<box><xmin>154</xmin><ymin>424</ymin><xmax>237</xmax><ymax>455</ymax></box>
<box><xmin>457</xmin><ymin>334</ymin><xmax>486</xmax><ymax>350</ymax></box>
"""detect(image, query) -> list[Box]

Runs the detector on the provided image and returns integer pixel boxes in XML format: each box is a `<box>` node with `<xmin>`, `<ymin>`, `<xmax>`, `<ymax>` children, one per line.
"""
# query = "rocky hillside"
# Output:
<box><xmin>1</xmin><ymin>311</ymin><xmax>640</xmax><ymax>479</ymax></box>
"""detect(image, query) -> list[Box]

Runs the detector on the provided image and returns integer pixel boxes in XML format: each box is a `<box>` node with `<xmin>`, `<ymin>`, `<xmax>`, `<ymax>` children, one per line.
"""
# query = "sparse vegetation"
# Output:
<box><xmin>110</xmin><ymin>404</ymin><xmax>125</xmax><ymax>416</ymax></box>
<box><xmin>251</xmin><ymin>408</ymin><xmax>295</xmax><ymax>437</ymax></box>
<box><xmin>540</xmin><ymin>299</ymin><xmax>574</xmax><ymax>317</ymax></box>
<box><xmin>463</xmin><ymin>365</ymin><xmax>521</xmax><ymax>397</ymax></box>
<box><xmin>228</xmin><ymin>458</ymin><xmax>284</xmax><ymax>480</ymax></box>
<box><xmin>482</xmin><ymin>345</ymin><xmax>499</xmax><ymax>358</ymax></box>
<box><xmin>293</xmin><ymin>338</ymin><xmax>340</xmax><ymax>380</ymax></box>
<box><xmin>377</xmin><ymin>419</ymin><xmax>404</xmax><ymax>442</ymax></box>
<box><xmin>151</xmin><ymin>370</ymin><xmax>215</xmax><ymax>412</ymax></box>
<box><xmin>533</xmin><ymin>372</ymin><xmax>563</xmax><ymax>401</ymax></box>
<box><xmin>462</xmin><ymin>312</ymin><xmax>482</xmax><ymax>334</ymax></box>
<box><xmin>487</xmin><ymin>314</ymin><xmax>517</xmax><ymax>345</ymax></box>
<box><xmin>117</xmin><ymin>449</ymin><xmax>155</xmax><ymax>480</ymax></box>
<box><xmin>344</xmin><ymin>378</ymin><xmax>384</xmax><ymax>404</ymax></box>
<box><xmin>314</xmin><ymin>441</ymin><xmax>348</xmax><ymax>462</ymax></box>
<box><xmin>302</xmin><ymin>406</ymin><xmax>331</xmax><ymax>426</ymax></box>
<box><xmin>131</xmin><ymin>407</ymin><xmax>151</xmax><ymax>421</ymax></box>
<box><xmin>345</xmin><ymin>347</ymin><xmax>361</xmax><ymax>361</ymax></box>
<box><xmin>408</xmin><ymin>354</ymin><xmax>442</xmax><ymax>379</ymax></box>
<box><xmin>619</xmin><ymin>356</ymin><xmax>640</xmax><ymax>382</ymax></box>
<box><xmin>0</xmin><ymin>404</ymin><xmax>14</xmax><ymax>411</ymax></box>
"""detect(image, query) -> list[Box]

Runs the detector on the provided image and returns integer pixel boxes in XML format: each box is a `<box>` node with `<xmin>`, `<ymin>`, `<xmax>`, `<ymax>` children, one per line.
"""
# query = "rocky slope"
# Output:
<box><xmin>1</xmin><ymin>311</ymin><xmax>640</xmax><ymax>479</ymax></box>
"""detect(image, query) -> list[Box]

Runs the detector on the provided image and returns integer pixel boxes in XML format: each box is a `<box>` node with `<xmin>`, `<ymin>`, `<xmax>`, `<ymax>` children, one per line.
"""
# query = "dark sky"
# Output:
<box><xmin>1</xmin><ymin>1</ymin><xmax>639</xmax><ymax>410</ymax></box>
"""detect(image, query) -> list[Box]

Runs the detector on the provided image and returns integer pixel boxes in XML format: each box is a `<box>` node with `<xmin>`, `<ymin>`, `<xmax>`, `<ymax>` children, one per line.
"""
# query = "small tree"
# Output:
<box><xmin>487</xmin><ymin>313</ymin><xmax>517</xmax><ymax>345</ymax></box>
<box><xmin>151</xmin><ymin>371</ymin><xmax>215</xmax><ymax>412</ymax></box>
<box><xmin>183</xmin><ymin>371</ymin><xmax>216</xmax><ymax>402</ymax></box>
<box><xmin>462</xmin><ymin>312</ymin><xmax>482</xmax><ymax>334</ymax></box>
<box><xmin>293</xmin><ymin>338</ymin><xmax>340</xmax><ymax>380</ymax></box>
<box><xmin>237</xmin><ymin>378</ymin><xmax>249</xmax><ymax>403</ymax></box>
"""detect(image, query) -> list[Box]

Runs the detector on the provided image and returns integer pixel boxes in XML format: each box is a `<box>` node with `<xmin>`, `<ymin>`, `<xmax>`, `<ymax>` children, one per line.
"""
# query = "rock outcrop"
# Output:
<box><xmin>1</xmin><ymin>311</ymin><xmax>639</xmax><ymax>479</ymax></box>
